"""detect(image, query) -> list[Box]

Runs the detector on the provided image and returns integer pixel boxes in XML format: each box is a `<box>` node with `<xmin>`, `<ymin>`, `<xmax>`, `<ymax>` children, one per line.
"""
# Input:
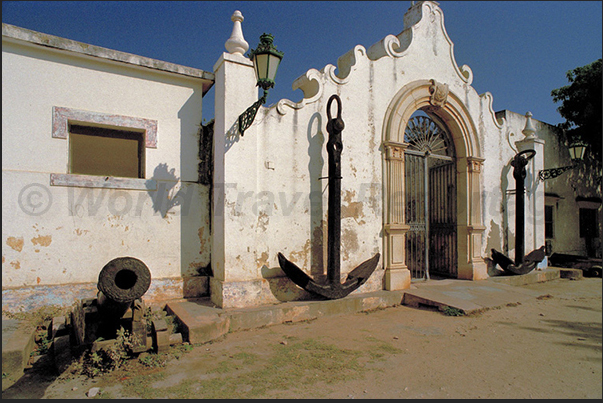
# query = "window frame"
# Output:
<box><xmin>579</xmin><ymin>208</ymin><xmax>599</xmax><ymax>239</ymax></box>
<box><xmin>544</xmin><ymin>204</ymin><xmax>555</xmax><ymax>240</ymax></box>
<box><xmin>50</xmin><ymin>106</ymin><xmax>158</xmax><ymax>190</ymax></box>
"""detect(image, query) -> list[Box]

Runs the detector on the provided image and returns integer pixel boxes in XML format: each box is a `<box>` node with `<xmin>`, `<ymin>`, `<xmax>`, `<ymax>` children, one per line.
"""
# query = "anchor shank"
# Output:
<box><xmin>327</xmin><ymin>136</ymin><xmax>342</xmax><ymax>286</ymax></box>
<box><xmin>326</xmin><ymin>94</ymin><xmax>345</xmax><ymax>287</ymax></box>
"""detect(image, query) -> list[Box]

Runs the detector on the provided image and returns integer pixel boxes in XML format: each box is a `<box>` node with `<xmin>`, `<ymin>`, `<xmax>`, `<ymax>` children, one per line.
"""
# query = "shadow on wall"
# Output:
<box><xmin>500</xmin><ymin>162</ymin><xmax>513</xmax><ymax>256</ymax></box>
<box><xmin>307</xmin><ymin>112</ymin><xmax>327</xmax><ymax>283</ymax></box>
<box><xmin>485</xmin><ymin>219</ymin><xmax>505</xmax><ymax>276</ymax></box>
<box><xmin>260</xmin><ymin>264</ymin><xmax>317</xmax><ymax>303</ymax></box>
<box><xmin>146</xmin><ymin>163</ymin><xmax>189</xmax><ymax>218</ymax></box>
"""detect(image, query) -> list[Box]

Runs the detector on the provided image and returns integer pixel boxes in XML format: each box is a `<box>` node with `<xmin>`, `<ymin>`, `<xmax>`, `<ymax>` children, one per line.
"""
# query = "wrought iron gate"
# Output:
<box><xmin>404</xmin><ymin>115</ymin><xmax>457</xmax><ymax>279</ymax></box>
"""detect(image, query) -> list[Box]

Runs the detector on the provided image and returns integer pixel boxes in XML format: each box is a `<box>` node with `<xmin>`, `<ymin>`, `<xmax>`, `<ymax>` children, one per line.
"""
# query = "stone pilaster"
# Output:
<box><xmin>458</xmin><ymin>156</ymin><xmax>488</xmax><ymax>280</ymax></box>
<box><xmin>383</xmin><ymin>141</ymin><xmax>411</xmax><ymax>290</ymax></box>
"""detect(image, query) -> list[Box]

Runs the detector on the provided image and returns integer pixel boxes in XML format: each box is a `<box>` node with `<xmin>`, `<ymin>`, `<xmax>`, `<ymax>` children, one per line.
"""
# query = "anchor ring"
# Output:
<box><xmin>327</xmin><ymin>94</ymin><xmax>344</xmax><ymax>133</ymax></box>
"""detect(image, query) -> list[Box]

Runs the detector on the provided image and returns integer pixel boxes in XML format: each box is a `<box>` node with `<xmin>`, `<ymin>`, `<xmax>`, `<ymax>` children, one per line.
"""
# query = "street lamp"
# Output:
<box><xmin>538</xmin><ymin>139</ymin><xmax>588</xmax><ymax>181</ymax></box>
<box><xmin>238</xmin><ymin>33</ymin><xmax>284</xmax><ymax>136</ymax></box>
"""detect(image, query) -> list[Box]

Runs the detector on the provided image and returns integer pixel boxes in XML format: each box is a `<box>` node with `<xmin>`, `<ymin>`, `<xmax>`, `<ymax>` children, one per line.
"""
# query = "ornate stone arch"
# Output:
<box><xmin>382</xmin><ymin>80</ymin><xmax>487</xmax><ymax>290</ymax></box>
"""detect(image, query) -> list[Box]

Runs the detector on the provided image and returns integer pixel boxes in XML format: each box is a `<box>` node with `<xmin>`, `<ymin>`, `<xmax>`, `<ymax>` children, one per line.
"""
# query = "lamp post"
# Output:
<box><xmin>238</xmin><ymin>33</ymin><xmax>284</xmax><ymax>136</ymax></box>
<box><xmin>538</xmin><ymin>139</ymin><xmax>587</xmax><ymax>181</ymax></box>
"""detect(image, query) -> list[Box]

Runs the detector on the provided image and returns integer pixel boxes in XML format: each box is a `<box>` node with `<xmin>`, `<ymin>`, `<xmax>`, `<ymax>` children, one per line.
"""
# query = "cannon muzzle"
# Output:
<box><xmin>96</xmin><ymin>257</ymin><xmax>151</xmax><ymax>319</ymax></box>
<box><xmin>98</xmin><ymin>257</ymin><xmax>152</xmax><ymax>304</ymax></box>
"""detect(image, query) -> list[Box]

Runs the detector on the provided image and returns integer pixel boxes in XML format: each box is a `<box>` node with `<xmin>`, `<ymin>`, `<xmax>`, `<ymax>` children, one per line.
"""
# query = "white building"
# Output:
<box><xmin>3</xmin><ymin>1</ymin><xmax>600</xmax><ymax>313</ymax></box>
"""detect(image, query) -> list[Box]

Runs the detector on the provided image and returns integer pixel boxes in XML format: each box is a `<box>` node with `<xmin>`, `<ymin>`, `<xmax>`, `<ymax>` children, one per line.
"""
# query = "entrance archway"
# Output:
<box><xmin>404</xmin><ymin>112</ymin><xmax>457</xmax><ymax>280</ymax></box>
<box><xmin>382</xmin><ymin>80</ymin><xmax>487</xmax><ymax>290</ymax></box>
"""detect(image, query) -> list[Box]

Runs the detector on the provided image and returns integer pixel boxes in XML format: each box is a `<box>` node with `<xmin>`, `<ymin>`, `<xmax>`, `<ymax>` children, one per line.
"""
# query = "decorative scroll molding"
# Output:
<box><xmin>429</xmin><ymin>79</ymin><xmax>449</xmax><ymax>108</ymax></box>
<box><xmin>367</xmin><ymin>33</ymin><xmax>410</xmax><ymax>60</ymax></box>
<box><xmin>479</xmin><ymin>91</ymin><xmax>504</xmax><ymax>129</ymax></box>
<box><xmin>276</xmin><ymin>46</ymin><xmax>366</xmax><ymax>115</ymax></box>
<box><xmin>276</xmin><ymin>69</ymin><xmax>322</xmax><ymax>115</ymax></box>
<box><xmin>329</xmin><ymin>45</ymin><xmax>366</xmax><ymax>84</ymax></box>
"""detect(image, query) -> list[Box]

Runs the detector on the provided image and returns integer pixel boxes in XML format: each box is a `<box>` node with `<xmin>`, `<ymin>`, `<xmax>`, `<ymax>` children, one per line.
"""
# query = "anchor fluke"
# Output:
<box><xmin>491</xmin><ymin>246</ymin><xmax>545</xmax><ymax>275</ymax></box>
<box><xmin>277</xmin><ymin>252</ymin><xmax>380</xmax><ymax>300</ymax></box>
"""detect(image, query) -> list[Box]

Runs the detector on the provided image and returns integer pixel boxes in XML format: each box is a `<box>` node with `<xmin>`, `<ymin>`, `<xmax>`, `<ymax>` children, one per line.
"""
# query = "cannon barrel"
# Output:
<box><xmin>97</xmin><ymin>257</ymin><xmax>151</xmax><ymax>316</ymax></box>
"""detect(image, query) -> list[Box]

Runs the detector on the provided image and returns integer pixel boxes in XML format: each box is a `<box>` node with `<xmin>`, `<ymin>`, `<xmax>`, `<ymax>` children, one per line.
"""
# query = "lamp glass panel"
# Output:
<box><xmin>267</xmin><ymin>54</ymin><xmax>281</xmax><ymax>81</ymax></box>
<box><xmin>569</xmin><ymin>146</ymin><xmax>577</xmax><ymax>160</ymax></box>
<box><xmin>569</xmin><ymin>144</ymin><xmax>587</xmax><ymax>161</ymax></box>
<box><xmin>254</xmin><ymin>53</ymin><xmax>269</xmax><ymax>81</ymax></box>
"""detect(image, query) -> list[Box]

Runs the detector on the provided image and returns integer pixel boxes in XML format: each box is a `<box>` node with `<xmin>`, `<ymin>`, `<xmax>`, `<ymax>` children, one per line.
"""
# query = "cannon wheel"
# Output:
<box><xmin>98</xmin><ymin>257</ymin><xmax>151</xmax><ymax>304</ymax></box>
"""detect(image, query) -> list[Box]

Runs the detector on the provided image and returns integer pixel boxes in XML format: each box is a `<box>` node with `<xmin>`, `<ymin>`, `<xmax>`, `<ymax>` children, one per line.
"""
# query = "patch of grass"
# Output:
<box><xmin>119</xmin><ymin>336</ymin><xmax>403</xmax><ymax>399</ymax></box>
<box><xmin>373</xmin><ymin>343</ymin><xmax>403</xmax><ymax>354</ymax></box>
<box><xmin>231</xmin><ymin>351</ymin><xmax>258</xmax><ymax>365</ymax></box>
<box><xmin>171</xmin><ymin>343</ymin><xmax>194</xmax><ymax>360</ymax></box>
<box><xmin>442</xmin><ymin>306</ymin><xmax>465</xmax><ymax>316</ymax></box>
<box><xmin>121</xmin><ymin>371</ymin><xmax>166</xmax><ymax>399</ymax></box>
<box><xmin>138</xmin><ymin>352</ymin><xmax>168</xmax><ymax>368</ymax></box>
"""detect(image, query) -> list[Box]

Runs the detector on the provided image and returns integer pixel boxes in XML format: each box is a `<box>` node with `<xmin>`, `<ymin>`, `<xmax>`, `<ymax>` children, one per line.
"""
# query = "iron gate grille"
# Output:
<box><xmin>404</xmin><ymin>115</ymin><xmax>457</xmax><ymax>279</ymax></box>
<box><xmin>429</xmin><ymin>162</ymin><xmax>457</xmax><ymax>277</ymax></box>
<box><xmin>405</xmin><ymin>153</ymin><xmax>426</xmax><ymax>279</ymax></box>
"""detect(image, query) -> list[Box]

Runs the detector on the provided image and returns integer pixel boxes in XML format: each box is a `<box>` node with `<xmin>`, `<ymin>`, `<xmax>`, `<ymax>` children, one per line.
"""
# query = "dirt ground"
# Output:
<box><xmin>3</xmin><ymin>277</ymin><xmax>601</xmax><ymax>399</ymax></box>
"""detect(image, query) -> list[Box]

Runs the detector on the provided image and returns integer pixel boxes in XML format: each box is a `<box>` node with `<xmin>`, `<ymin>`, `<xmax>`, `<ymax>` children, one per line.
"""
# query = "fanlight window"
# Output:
<box><xmin>404</xmin><ymin>115</ymin><xmax>454</xmax><ymax>158</ymax></box>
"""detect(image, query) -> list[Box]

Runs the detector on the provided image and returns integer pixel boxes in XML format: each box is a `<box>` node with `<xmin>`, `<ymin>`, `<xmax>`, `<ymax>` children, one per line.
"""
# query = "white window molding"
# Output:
<box><xmin>50</xmin><ymin>173</ymin><xmax>157</xmax><ymax>191</ymax></box>
<box><xmin>51</xmin><ymin>106</ymin><xmax>158</xmax><ymax>190</ymax></box>
<box><xmin>52</xmin><ymin>106</ymin><xmax>157</xmax><ymax>148</ymax></box>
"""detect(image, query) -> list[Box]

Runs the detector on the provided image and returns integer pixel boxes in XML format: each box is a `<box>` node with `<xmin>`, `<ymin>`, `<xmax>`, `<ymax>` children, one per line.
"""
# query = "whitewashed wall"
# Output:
<box><xmin>2</xmin><ymin>27</ymin><xmax>213</xmax><ymax>311</ymax></box>
<box><xmin>212</xmin><ymin>1</ymin><xmax>547</xmax><ymax>308</ymax></box>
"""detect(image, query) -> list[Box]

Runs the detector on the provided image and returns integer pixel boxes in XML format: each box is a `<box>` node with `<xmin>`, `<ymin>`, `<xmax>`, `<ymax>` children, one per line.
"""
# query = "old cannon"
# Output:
<box><xmin>70</xmin><ymin>257</ymin><xmax>173</xmax><ymax>354</ymax></box>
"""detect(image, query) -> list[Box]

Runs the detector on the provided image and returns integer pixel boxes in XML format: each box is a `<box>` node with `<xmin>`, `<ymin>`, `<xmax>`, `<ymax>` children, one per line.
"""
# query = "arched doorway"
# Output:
<box><xmin>382</xmin><ymin>79</ymin><xmax>488</xmax><ymax>291</ymax></box>
<box><xmin>404</xmin><ymin>112</ymin><xmax>457</xmax><ymax>279</ymax></box>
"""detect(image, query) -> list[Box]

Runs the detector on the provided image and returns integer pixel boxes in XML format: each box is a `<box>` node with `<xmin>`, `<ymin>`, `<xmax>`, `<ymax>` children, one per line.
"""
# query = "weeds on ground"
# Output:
<box><xmin>138</xmin><ymin>353</ymin><xmax>168</xmax><ymax>368</ymax></box>
<box><xmin>442</xmin><ymin>306</ymin><xmax>465</xmax><ymax>316</ymax></box>
<box><xmin>143</xmin><ymin>307</ymin><xmax>179</xmax><ymax>334</ymax></box>
<box><xmin>114</xmin><ymin>337</ymin><xmax>372</xmax><ymax>399</ymax></box>
<box><xmin>72</xmin><ymin>327</ymin><xmax>136</xmax><ymax>378</ymax></box>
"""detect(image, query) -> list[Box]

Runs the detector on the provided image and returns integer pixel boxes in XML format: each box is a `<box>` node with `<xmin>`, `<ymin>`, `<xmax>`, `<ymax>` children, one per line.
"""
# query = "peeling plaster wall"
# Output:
<box><xmin>527</xmin><ymin>111</ymin><xmax>602</xmax><ymax>257</ymax></box>
<box><xmin>2</xmin><ymin>33</ymin><xmax>212</xmax><ymax>311</ymax></box>
<box><xmin>213</xmin><ymin>1</ymin><xmax>548</xmax><ymax>308</ymax></box>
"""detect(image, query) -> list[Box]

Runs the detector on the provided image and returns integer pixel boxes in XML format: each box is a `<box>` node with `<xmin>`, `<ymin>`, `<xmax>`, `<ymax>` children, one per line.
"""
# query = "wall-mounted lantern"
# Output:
<box><xmin>538</xmin><ymin>139</ymin><xmax>588</xmax><ymax>181</ymax></box>
<box><xmin>238</xmin><ymin>33</ymin><xmax>284</xmax><ymax>136</ymax></box>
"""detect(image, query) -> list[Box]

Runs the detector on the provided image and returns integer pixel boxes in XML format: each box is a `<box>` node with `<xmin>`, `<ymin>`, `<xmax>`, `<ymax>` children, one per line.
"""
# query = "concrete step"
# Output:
<box><xmin>2</xmin><ymin>319</ymin><xmax>36</xmax><ymax>390</ymax></box>
<box><xmin>166</xmin><ymin>290</ymin><xmax>405</xmax><ymax>345</ymax></box>
<box><xmin>402</xmin><ymin>269</ymin><xmax>561</xmax><ymax>314</ymax></box>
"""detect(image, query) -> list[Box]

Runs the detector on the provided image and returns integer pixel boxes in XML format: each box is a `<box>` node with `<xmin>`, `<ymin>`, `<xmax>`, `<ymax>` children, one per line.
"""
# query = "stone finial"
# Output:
<box><xmin>225</xmin><ymin>10</ymin><xmax>249</xmax><ymax>56</ymax></box>
<box><xmin>522</xmin><ymin>111</ymin><xmax>536</xmax><ymax>139</ymax></box>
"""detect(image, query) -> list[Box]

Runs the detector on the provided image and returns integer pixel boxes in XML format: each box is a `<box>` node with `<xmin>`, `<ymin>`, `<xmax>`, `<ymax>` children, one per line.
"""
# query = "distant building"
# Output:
<box><xmin>2</xmin><ymin>1</ymin><xmax>600</xmax><ymax>312</ymax></box>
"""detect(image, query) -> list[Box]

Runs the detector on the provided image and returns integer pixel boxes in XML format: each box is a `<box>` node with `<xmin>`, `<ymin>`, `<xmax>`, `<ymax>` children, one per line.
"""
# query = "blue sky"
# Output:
<box><xmin>2</xmin><ymin>1</ymin><xmax>601</xmax><ymax>126</ymax></box>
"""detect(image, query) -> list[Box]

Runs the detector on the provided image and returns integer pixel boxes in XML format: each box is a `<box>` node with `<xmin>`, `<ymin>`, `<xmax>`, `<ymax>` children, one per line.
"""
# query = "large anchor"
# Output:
<box><xmin>277</xmin><ymin>95</ymin><xmax>380</xmax><ymax>299</ymax></box>
<box><xmin>491</xmin><ymin>149</ymin><xmax>545</xmax><ymax>275</ymax></box>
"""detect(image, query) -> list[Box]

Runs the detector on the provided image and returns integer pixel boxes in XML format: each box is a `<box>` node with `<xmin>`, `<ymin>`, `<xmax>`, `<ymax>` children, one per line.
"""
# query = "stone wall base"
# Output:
<box><xmin>457</xmin><ymin>261</ymin><xmax>489</xmax><ymax>280</ymax></box>
<box><xmin>210</xmin><ymin>268</ymin><xmax>386</xmax><ymax>309</ymax></box>
<box><xmin>384</xmin><ymin>268</ymin><xmax>411</xmax><ymax>290</ymax></box>
<box><xmin>1</xmin><ymin>276</ymin><xmax>209</xmax><ymax>313</ymax></box>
